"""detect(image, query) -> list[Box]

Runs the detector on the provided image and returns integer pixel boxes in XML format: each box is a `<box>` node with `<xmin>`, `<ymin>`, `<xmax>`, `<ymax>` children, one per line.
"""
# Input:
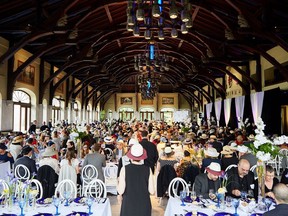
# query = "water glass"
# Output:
<box><xmin>63</xmin><ymin>191</ymin><xmax>71</xmax><ymax>206</ymax></box>
<box><xmin>232</xmin><ymin>199</ymin><xmax>240</xmax><ymax>216</ymax></box>
<box><xmin>180</xmin><ymin>190</ymin><xmax>187</xmax><ymax>206</ymax></box>
<box><xmin>86</xmin><ymin>196</ymin><xmax>94</xmax><ymax>215</ymax></box>
<box><xmin>191</xmin><ymin>191</ymin><xmax>197</xmax><ymax>202</ymax></box>
<box><xmin>18</xmin><ymin>198</ymin><xmax>25</xmax><ymax>216</ymax></box>
<box><xmin>264</xmin><ymin>198</ymin><xmax>273</xmax><ymax>211</ymax></box>
<box><xmin>226</xmin><ymin>196</ymin><xmax>232</xmax><ymax>207</ymax></box>
<box><xmin>52</xmin><ymin>196</ymin><xmax>61</xmax><ymax>216</ymax></box>
<box><xmin>240</xmin><ymin>191</ymin><xmax>247</xmax><ymax>200</ymax></box>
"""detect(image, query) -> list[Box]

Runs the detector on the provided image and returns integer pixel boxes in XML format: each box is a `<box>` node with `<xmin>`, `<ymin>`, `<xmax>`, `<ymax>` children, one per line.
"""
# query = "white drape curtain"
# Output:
<box><xmin>205</xmin><ymin>102</ymin><xmax>213</xmax><ymax>126</ymax></box>
<box><xmin>235</xmin><ymin>96</ymin><xmax>245</xmax><ymax>128</ymax></box>
<box><xmin>250</xmin><ymin>92</ymin><xmax>264</xmax><ymax>123</ymax></box>
<box><xmin>224</xmin><ymin>98</ymin><xmax>232</xmax><ymax>126</ymax></box>
<box><xmin>214</xmin><ymin>100</ymin><xmax>222</xmax><ymax>126</ymax></box>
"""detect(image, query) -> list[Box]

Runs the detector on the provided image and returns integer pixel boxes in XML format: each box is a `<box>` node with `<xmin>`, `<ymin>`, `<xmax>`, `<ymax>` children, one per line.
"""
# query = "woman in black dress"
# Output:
<box><xmin>117</xmin><ymin>144</ymin><xmax>154</xmax><ymax>216</ymax></box>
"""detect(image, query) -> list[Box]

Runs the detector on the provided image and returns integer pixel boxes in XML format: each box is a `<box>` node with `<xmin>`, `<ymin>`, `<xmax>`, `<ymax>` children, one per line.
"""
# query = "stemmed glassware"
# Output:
<box><xmin>226</xmin><ymin>196</ymin><xmax>232</xmax><ymax>207</ymax></box>
<box><xmin>18</xmin><ymin>198</ymin><xmax>25</xmax><ymax>216</ymax></box>
<box><xmin>208</xmin><ymin>189</ymin><xmax>215</xmax><ymax>200</ymax></box>
<box><xmin>240</xmin><ymin>191</ymin><xmax>247</xmax><ymax>200</ymax></box>
<box><xmin>52</xmin><ymin>195</ymin><xmax>61</xmax><ymax>216</ymax></box>
<box><xmin>232</xmin><ymin>199</ymin><xmax>240</xmax><ymax>216</ymax></box>
<box><xmin>180</xmin><ymin>190</ymin><xmax>187</xmax><ymax>206</ymax></box>
<box><xmin>191</xmin><ymin>191</ymin><xmax>197</xmax><ymax>202</ymax></box>
<box><xmin>215</xmin><ymin>192</ymin><xmax>223</xmax><ymax>208</ymax></box>
<box><xmin>63</xmin><ymin>191</ymin><xmax>71</xmax><ymax>206</ymax></box>
<box><xmin>264</xmin><ymin>198</ymin><xmax>273</xmax><ymax>211</ymax></box>
<box><xmin>86</xmin><ymin>195</ymin><xmax>94</xmax><ymax>215</ymax></box>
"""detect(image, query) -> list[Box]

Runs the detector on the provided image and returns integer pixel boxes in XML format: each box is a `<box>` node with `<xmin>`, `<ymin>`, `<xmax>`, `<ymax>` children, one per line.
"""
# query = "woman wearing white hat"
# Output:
<box><xmin>39</xmin><ymin>147</ymin><xmax>60</xmax><ymax>174</ymax></box>
<box><xmin>156</xmin><ymin>146</ymin><xmax>178</xmax><ymax>173</ymax></box>
<box><xmin>117</xmin><ymin>144</ymin><xmax>154</xmax><ymax>216</ymax></box>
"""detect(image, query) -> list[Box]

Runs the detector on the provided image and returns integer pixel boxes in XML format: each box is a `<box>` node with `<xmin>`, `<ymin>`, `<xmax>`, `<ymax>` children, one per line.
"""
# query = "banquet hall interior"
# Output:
<box><xmin>0</xmin><ymin>0</ymin><xmax>288</xmax><ymax>216</ymax></box>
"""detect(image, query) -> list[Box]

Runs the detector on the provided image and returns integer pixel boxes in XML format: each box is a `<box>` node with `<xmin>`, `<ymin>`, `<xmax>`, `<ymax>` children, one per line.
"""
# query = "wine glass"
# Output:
<box><xmin>232</xmin><ymin>199</ymin><xmax>240</xmax><ymax>216</ymax></box>
<box><xmin>18</xmin><ymin>198</ymin><xmax>25</xmax><ymax>216</ymax></box>
<box><xmin>226</xmin><ymin>196</ymin><xmax>232</xmax><ymax>207</ymax></box>
<box><xmin>209</xmin><ymin>189</ymin><xmax>215</xmax><ymax>200</ymax></box>
<box><xmin>191</xmin><ymin>191</ymin><xmax>197</xmax><ymax>202</ymax></box>
<box><xmin>216</xmin><ymin>192</ymin><xmax>223</xmax><ymax>208</ymax></box>
<box><xmin>63</xmin><ymin>191</ymin><xmax>71</xmax><ymax>206</ymax></box>
<box><xmin>180</xmin><ymin>190</ymin><xmax>187</xmax><ymax>206</ymax></box>
<box><xmin>240</xmin><ymin>191</ymin><xmax>247</xmax><ymax>200</ymax></box>
<box><xmin>52</xmin><ymin>195</ymin><xmax>61</xmax><ymax>216</ymax></box>
<box><xmin>264</xmin><ymin>198</ymin><xmax>273</xmax><ymax>211</ymax></box>
<box><xmin>86</xmin><ymin>196</ymin><xmax>94</xmax><ymax>215</ymax></box>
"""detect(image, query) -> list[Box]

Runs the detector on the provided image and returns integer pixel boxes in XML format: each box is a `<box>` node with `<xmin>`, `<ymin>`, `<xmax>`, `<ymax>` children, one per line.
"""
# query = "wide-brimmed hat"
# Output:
<box><xmin>248</xmin><ymin>134</ymin><xmax>255</xmax><ymax>141</ymax></box>
<box><xmin>126</xmin><ymin>144</ymin><xmax>147</xmax><ymax>160</ymax></box>
<box><xmin>42</xmin><ymin>147</ymin><xmax>57</xmax><ymax>157</ymax></box>
<box><xmin>221</xmin><ymin>146</ymin><xmax>233</xmax><ymax>155</ymax></box>
<box><xmin>210</xmin><ymin>135</ymin><xmax>217</xmax><ymax>140</ymax></box>
<box><xmin>128</xmin><ymin>138</ymin><xmax>139</xmax><ymax>146</ymax></box>
<box><xmin>12</xmin><ymin>136</ymin><xmax>23</xmax><ymax>144</ymax></box>
<box><xmin>104</xmin><ymin>136</ymin><xmax>113</xmax><ymax>143</ymax></box>
<box><xmin>200</xmin><ymin>134</ymin><xmax>208</xmax><ymax>140</ymax></box>
<box><xmin>237</xmin><ymin>145</ymin><xmax>248</xmax><ymax>153</ymax></box>
<box><xmin>206</xmin><ymin>162</ymin><xmax>222</xmax><ymax>176</ymax></box>
<box><xmin>164</xmin><ymin>146</ymin><xmax>173</xmax><ymax>154</ymax></box>
<box><xmin>0</xmin><ymin>143</ymin><xmax>7</xmax><ymax>150</ymax></box>
<box><xmin>183</xmin><ymin>138</ymin><xmax>193</xmax><ymax>145</ymax></box>
<box><xmin>204</xmin><ymin>147</ymin><xmax>219</xmax><ymax>157</ymax></box>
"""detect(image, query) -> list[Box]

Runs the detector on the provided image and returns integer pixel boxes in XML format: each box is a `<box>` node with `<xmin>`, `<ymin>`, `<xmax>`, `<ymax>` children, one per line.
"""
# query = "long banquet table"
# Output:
<box><xmin>164</xmin><ymin>197</ymin><xmax>272</xmax><ymax>216</ymax></box>
<box><xmin>0</xmin><ymin>198</ymin><xmax>112</xmax><ymax>216</ymax></box>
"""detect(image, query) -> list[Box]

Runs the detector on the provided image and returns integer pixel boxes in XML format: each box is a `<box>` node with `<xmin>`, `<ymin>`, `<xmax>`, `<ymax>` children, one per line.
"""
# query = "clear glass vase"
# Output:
<box><xmin>6</xmin><ymin>195</ymin><xmax>13</xmax><ymax>212</ymax></box>
<box><xmin>256</xmin><ymin>160</ymin><xmax>266</xmax><ymax>198</ymax></box>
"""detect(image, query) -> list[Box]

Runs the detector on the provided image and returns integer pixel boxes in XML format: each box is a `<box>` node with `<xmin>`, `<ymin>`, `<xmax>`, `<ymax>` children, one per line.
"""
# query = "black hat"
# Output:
<box><xmin>21</xmin><ymin>145</ymin><xmax>33</xmax><ymax>155</ymax></box>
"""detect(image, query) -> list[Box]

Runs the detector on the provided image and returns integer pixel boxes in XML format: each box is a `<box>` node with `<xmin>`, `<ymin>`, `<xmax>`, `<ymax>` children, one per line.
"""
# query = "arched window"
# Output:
<box><xmin>119</xmin><ymin>107</ymin><xmax>134</xmax><ymax>121</ymax></box>
<box><xmin>160</xmin><ymin>108</ymin><xmax>174</xmax><ymax>122</ymax></box>
<box><xmin>86</xmin><ymin>105</ymin><xmax>91</xmax><ymax>123</ymax></box>
<box><xmin>140</xmin><ymin>107</ymin><xmax>154</xmax><ymax>121</ymax></box>
<box><xmin>52</xmin><ymin>98</ymin><xmax>61</xmax><ymax>125</ymax></box>
<box><xmin>13</xmin><ymin>90</ymin><xmax>31</xmax><ymax>132</ymax></box>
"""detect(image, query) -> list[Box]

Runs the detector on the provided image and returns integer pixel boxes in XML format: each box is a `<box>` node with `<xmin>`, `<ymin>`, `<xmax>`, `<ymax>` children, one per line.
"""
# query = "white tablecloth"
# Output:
<box><xmin>0</xmin><ymin>198</ymin><xmax>112</xmax><ymax>216</ymax></box>
<box><xmin>164</xmin><ymin>197</ymin><xmax>270</xmax><ymax>216</ymax></box>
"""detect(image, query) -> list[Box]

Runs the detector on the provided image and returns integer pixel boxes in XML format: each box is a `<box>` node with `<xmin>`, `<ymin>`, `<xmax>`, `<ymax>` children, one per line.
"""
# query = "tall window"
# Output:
<box><xmin>160</xmin><ymin>108</ymin><xmax>174</xmax><ymax>122</ymax></box>
<box><xmin>52</xmin><ymin>98</ymin><xmax>61</xmax><ymax>125</ymax></box>
<box><xmin>119</xmin><ymin>108</ymin><xmax>134</xmax><ymax>121</ymax></box>
<box><xmin>13</xmin><ymin>90</ymin><xmax>31</xmax><ymax>132</ymax></box>
<box><xmin>86</xmin><ymin>105</ymin><xmax>91</xmax><ymax>123</ymax></box>
<box><xmin>140</xmin><ymin>108</ymin><xmax>154</xmax><ymax>121</ymax></box>
<box><xmin>73</xmin><ymin>102</ymin><xmax>79</xmax><ymax>123</ymax></box>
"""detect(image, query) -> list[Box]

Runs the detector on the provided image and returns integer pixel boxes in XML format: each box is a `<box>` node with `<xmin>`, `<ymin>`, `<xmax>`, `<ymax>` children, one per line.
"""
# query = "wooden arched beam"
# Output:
<box><xmin>185</xmin><ymin>84</ymin><xmax>212</xmax><ymax>103</ymax></box>
<box><xmin>0</xmin><ymin>0</ymin><xmax>80</xmax><ymax>63</ymax></box>
<box><xmin>179</xmin><ymin>88</ymin><xmax>201</xmax><ymax>106</ymax></box>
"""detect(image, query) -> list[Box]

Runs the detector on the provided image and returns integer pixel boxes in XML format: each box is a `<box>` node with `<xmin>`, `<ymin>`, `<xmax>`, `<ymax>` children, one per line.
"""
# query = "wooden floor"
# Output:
<box><xmin>109</xmin><ymin>194</ymin><xmax>167</xmax><ymax>216</ymax></box>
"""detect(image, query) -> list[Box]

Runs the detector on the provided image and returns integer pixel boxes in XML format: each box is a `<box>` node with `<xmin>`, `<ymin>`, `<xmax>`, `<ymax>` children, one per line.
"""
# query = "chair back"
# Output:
<box><xmin>84</xmin><ymin>178</ymin><xmax>107</xmax><ymax>198</ymax></box>
<box><xmin>105</xmin><ymin>148</ymin><xmax>114</xmax><ymax>161</ymax></box>
<box><xmin>0</xmin><ymin>179</ymin><xmax>9</xmax><ymax>199</ymax></box>
<box><xmin>81</xmin><ymin>165</ymin><xmax>98</xmax><ymax>196</ymax></box>
<box><xmin>55</xmin><ymin>179</ymin><xmax>77</xmax><ymax>199</ymax></box>
<box><xmin>104</xmin><ymin>163</ymin><xmax>118</xmax><ymax>195</ymax></box>
<box><xmin>58</xmin><ymin>164</ymin><xmax>77</xmax><ymax>187</ymax></box>
<box><xmin>37</xmin><ymin>165</ymin><xmax>58</xmax><ymax>199</ymax></box>
<box><xmin>225</xmin><ymin>164</ymin><xmax>237</xmax><ymax>173</ymax></box>
<box><xmin>168</xmin><ymin>177</ymin><xmax>189</xmax><ymax>199</ymax></box>
<box><xmin>0</xmin><ymin>162</ymin><xmax>11</xmax><ymax>181</ymax></box>
<box><xmin>30</xmin><ymin>179</ymin><xmax>43</xmax><ymax>201</ymax></box>
<box><xmin>15</xmin><ymin>164</ymin><xmax>30</xmax><ymax>181</ymax></box>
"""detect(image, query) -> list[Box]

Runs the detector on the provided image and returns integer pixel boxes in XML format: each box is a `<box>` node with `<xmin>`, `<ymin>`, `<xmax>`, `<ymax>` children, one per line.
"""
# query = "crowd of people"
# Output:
<box><xmin>0</xmin><ymin>118</ymin><xmax>288</xmax><ymax>216</ymax></box>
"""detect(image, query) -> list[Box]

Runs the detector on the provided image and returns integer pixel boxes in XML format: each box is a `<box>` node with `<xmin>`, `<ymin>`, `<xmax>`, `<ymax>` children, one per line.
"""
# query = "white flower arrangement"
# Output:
<box><xmin>247</xmin><ymin>117</ymin><xmax>281</xmax><ymax>162</ymax></box>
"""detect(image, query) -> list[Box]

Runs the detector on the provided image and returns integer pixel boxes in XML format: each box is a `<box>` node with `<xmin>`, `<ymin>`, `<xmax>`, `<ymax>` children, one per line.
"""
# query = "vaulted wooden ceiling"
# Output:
<box><xmin>0</xmin><ymin>0</ymin><xmax>287</xmax><ymax>108</ymax></box>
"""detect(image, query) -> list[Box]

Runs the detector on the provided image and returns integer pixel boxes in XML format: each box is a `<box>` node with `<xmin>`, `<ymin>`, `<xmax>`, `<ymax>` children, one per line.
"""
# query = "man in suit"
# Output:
<box><xmin>139</xmin><ymin>130</ymin><xmax>158</xmax><ymax>174</ymax></box>
<box><xmin>82</xmin><ymin>143</ymin><xmax>106</xmax><ymax>182</ymax></box>
<box><xmin>14</xmin><ymin>145</ymin><xmax>37</xmax><ymax>178</ymax></box>
<box><xmin>194</xmin><ymin>162</ymin><xmax>222</xmax><ymax>199</ymax></box>
<box><xmin>264</xmin><ymin>183</ymin><xmax>288</xmax><ymax>216</ymax></box>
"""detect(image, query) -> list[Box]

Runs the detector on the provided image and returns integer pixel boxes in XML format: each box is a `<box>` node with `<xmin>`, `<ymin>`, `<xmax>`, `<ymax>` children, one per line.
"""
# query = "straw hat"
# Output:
<box><xmin>210</xmin><ymin>135</ymin><xmax>217</xmax><ymax>140</ymax></box>
<box><xmin>204</xmin><ymin>147</ymin><xmax>219</xmax><ymax>158</ymax></box>
<box><xmin>205</xmin><ymin>162</ymin><xmax>222</xmax><ymax>176</ymax></box>
<box><xmin>164</xmin><ymin>146</ymin><xmax>173</xmax><ymax>154</ymax></box>
<box><xmin>248</xmin><ymin>134</ymin><xmax>255</xmax><ymax>141</ymax></box>
<box><xmin>126</xmin><ymin>144</ymin><xmax>147</xmax><ymax>160</ymax></box>
<box><xmin>42</xmin><ymin>147</ymin><xmax>58</xmax><ymax>157</ymax></box>
<box><xmin>183</xmin><ymin>138</ymin><xmax>193</xmax><ymax>145</ymax></box>
<box><xmin>200</xmin><ymin>134</ymin><xmax>208</xmax><ymax>140</ymax></box>
<box><xmin>221</xmin><ymin>146</ymin><xmax>233</xmax><ymax>155</ymax></box>
<box><xmin>12</xmin><ymin>136</ymin><xmax>23</xmax><ymax>144</ymax></box>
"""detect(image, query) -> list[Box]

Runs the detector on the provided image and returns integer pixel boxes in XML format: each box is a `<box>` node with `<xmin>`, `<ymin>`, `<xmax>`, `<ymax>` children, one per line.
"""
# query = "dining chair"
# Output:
<box><xmin>55</xmin><ymin>179</ymin><xmax>77</xmax><ymax>199</ymax></box>
<box><xmin>84</xmin><ymin>179</ymin><xmax>107</xmax><ymax>198</ymax></box>
<box><xmin>0</xmin><ymin>161</ymin><xmax>11</xmax><ymax>181</ymax></box>
<box><xmin>250</xmin><ymin>164</ymin><xmax>258</xmax><ymax>179</ymax></box>
<box><xmin>168</xmin><ymin>177</ymin><xmax>189</xmax><ymax>199</ymax></box>
<box><xmin>105</xmin><ymin>148</ymin><xmax>114</xmax><ymax>162</ymax></box>
<box><xmin>225</xmin><ymin>164</ymin><xmax>238</xmax><ymax>173</ymax></box>
<box><xmin>81</xmin><ymin>165</ymin><xmax>98</xmax><ymax>196</ymax></box>
<box><xmin>30</xmin><ymin>179</ymin><xmax>43</xmax><ymax>201</ymax></box>
<box><xmin>104</xmin><ymin>163</ymin><xmax>118</xmax><ymax>195</ymax></box>
<box><xmin>14</xmin><ymin>164</ymin><xmax>30</xmax><ymax>182</ymax></box>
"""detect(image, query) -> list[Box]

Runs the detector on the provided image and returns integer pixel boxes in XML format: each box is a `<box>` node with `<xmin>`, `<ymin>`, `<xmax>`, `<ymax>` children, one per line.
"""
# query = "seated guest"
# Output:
<box><xmin>14</xmin><ymin>145</ymin><xmax>37</xmax><ymax>178</ymax></box>
<box><xmin>113</xmin><ymin>140</ymin><xmax>126</xmax><ymax>162</ymax></box>
<box><xmin>0</xmin><ymin>142</ymin><xmax>14</xmax><ymax>165</ymax></box>
<box><xmin>221</xmin><ymin>145</ymin><xmax>238</xmax><ymax>171</ymax></box>
<box><xmin>156</xmin><ymin>146</ymin><xmax>178</xmax><ymax>173</ymax></box>
<box><xmin>209</xmin><ymin>135</ymin><xmax>223</xmax><ymax>154</ymax></box>
<box><xmin>226</xmin><ymin>158</ymin><xmax>256</xmax><ymax>198</ymax></box>
<box><xmin>201</xmin><ymin>147</ymin><xmax>221</xmax><ymax>173</ymax></box>
<box><xmin>194</xmin><ymin>162</ymin><xmax>222</xmax><ymax>199</ymax></box>
<box><xmin>280</xmin><ymin>168</ymin><xmax>288</xmax><ymax>186</ymax></box>
<box><xmin>9</xmin><ymin>136</ymin><xmax>23</xmax><ymax>161</ymax></box>
<box><xmin>263</xmin><ymin>183</ymin><xmax>288</xmax><ymax>216</ymax></box>
<box><xmin>39</xmin><ymin>147</ymin><xmax>60</xmax><ymax>174</ymax></box>
<box><xmin>265</xmin><ymin>165</ymin><xmax>279</xmax><ymax>199</ymax></box>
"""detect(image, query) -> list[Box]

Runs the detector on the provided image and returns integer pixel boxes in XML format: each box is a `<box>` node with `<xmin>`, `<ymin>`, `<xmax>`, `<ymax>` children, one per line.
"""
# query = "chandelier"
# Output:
<box><xmin>138</xmin><ymin>72</ymin><xmax>160</xmax><ymax>100</ymax></box>
<box><xmin>126</xmin><ymin>0</ymin><xmax>193</xmax><ymax>40</ymax></box>
<box><xmin>134</xmin><ymin>40</ymin><xmax>169</xmax><ymax>72</ymax></box>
